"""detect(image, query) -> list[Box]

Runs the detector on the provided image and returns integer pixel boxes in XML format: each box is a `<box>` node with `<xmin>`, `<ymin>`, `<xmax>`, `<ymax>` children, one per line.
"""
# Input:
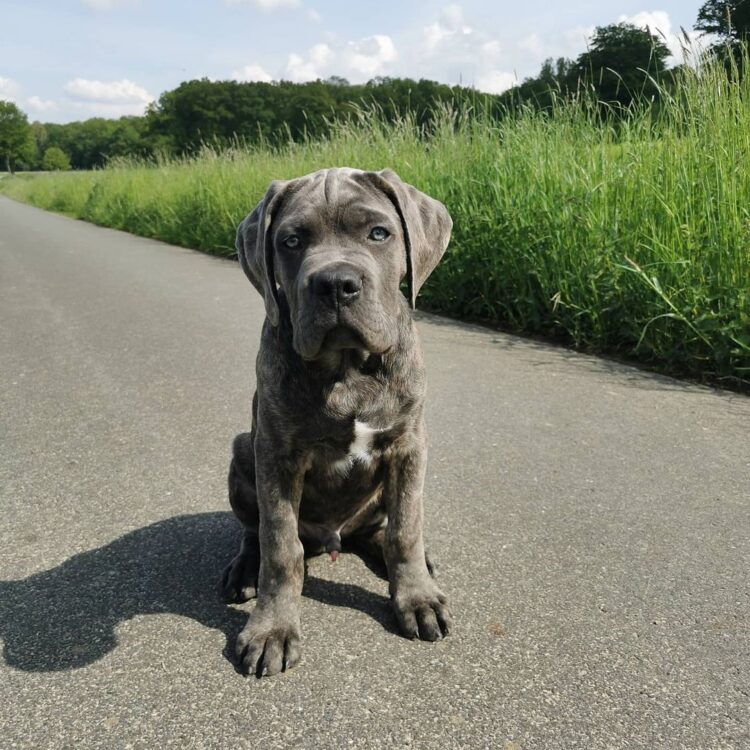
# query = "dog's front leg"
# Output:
<box><xmin>383</xmin><ymin>427</ymin><xmax>452</xmax><ymax>641</ymax></box>
<box><xmin>236</xmin><ymin>440</ymin><xmax>306</xmax><ymax>677</ymax></box>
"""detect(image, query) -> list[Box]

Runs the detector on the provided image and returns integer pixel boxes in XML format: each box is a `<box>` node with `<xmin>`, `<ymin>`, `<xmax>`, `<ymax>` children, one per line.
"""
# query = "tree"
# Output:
<box><xmin>29</xmin><ymin>121</ymin><xmax>49</xmax><ymax>169</ymax></box>
<box><xmin>43</xmin><ymin>116</ymin><xmax>149</xmax><ymax>169</ymax></box>
<box><xmin>497</xmin><ymin>57</ymin><xmax>576</xmax><ymax>111</ymax></box>
<box><xmin>696</xmin><ymin>0</ymin><xmax>750</xmax><ymax>42</ymax></box>
<box><xmin>15</xmin><ymin>131</ymin><xmax>37</xmax><ymax>170</ymax></box>
<box><xmin>695</xmin><ymin>1</ymin><xmax>750</xmax><ymax>70</ymax></box>
<box><xmin>22</xmin><ymin>77</ymin><xmax>503</xmax><ymax>165</ymax></box>
<box><xmin>42</xmin><ymin>146</ymin><xmax>71</xmax><ymax>171</ymax></box>
<box><xmin>142</xmin><ymin>77</ymin><xmax>489</xmax><ymax>154</ymax></box>
<box><xmin>572</xmin><ymin>23</ymin><xmax>671</xmax><ymax>107</ymax></box>
<box><xmin>0</xmin><ymin>100</ymin><xmax>31</xmax><ymax>173</ymax></box>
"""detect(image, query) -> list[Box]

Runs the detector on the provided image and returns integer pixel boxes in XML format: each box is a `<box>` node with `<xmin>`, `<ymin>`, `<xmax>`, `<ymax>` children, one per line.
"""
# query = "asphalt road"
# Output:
<box><xmin>1</xmin><ymin>194</ymin><xmax>748</xmax><ymax>750</ymax></box>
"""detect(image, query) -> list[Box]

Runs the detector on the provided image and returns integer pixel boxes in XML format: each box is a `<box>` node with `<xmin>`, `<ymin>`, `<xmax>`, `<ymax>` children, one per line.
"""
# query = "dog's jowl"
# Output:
<box><xmin>222</xmin><ymin>167</ymin><xmax>453</xmax><ymax>677</ymax></box>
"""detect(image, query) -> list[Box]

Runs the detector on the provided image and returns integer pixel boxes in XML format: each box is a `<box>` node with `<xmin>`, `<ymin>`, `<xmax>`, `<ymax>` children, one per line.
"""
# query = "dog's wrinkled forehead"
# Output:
<box><xmin>277</xmin><ymin>168</ymin><xmax>396</xmax><ymax>233</ymax></box>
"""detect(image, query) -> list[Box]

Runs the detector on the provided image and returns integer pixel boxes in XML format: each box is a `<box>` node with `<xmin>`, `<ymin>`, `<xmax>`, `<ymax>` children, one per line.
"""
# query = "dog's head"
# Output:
<box><xmin>236</xmin><ymin>168</ymin><xmax>452</xmax><ymax>361</ymax></box>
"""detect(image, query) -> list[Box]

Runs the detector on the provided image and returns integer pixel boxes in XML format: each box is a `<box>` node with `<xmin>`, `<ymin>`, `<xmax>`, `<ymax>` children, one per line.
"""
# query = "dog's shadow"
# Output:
<box><xmin>0</xmin><ymin>511</ymin><xmax>394</xmax><ymax>673</ymax></box>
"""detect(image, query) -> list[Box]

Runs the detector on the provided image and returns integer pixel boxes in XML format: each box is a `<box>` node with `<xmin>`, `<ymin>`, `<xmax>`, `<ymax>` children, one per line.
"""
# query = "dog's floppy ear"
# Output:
<box><xmin>372</xmin><ymin>168</ymin><xmax>452</xmax><ymax>308</ymax></box>
<box><xmin>236</xmin><ymin>179</ymin><xmax>291</xmax><ymax>327</ymax></box>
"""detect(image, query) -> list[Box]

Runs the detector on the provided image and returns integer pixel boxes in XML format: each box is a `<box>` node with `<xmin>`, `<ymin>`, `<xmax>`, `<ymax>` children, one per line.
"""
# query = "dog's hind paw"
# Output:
<box><xmin>220</xmin><ymin>550</ymin><xmax>259</xmax><ymax>603</ymax></box>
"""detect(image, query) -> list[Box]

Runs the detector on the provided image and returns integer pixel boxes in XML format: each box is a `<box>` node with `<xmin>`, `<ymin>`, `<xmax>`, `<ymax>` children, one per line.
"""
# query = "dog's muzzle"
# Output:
<box><xmin>309</xmin><ymin>263</ymin><xmax>363</xmax><ymax>309</ymax></box>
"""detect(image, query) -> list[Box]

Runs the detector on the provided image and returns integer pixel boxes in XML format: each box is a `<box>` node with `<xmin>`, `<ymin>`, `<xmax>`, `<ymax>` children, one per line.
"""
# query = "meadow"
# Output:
<box><xmin>3</xmin><ymin>57</ymin><xmax>749</xmax><ymax>388</ymax></box>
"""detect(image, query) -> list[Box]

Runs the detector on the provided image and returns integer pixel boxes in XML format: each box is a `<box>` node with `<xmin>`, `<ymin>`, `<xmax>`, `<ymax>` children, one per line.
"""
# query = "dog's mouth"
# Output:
<box><xmin>321</xmin><ymin>325</ymin><xmax>366</xmax><ymax>352</ymax></box>
<box><xmin>296</xmin><ymin>320</ymin><xmax>389</xmax><ymax>362</ymax></box>
<box><xmin>293</xmin><ymin>300</ymin><xmax>394</xmax><ymax>363</ymax></box>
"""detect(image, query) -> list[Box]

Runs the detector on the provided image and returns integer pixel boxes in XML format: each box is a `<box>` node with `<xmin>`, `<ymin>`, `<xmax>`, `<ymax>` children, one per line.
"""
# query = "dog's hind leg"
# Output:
<box><xmin>221</xmin><ymin>430</ymin><xmax>261</xmax><ymax>603</ymax></box>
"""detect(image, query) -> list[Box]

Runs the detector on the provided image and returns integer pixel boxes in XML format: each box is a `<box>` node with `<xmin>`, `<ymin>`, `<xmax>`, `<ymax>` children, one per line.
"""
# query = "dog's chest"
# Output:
<box><xmin>300</xmin><ymin>417</ymin><xmax>390</xmax><ymax>534</ymax></box>
<box><xmin>331</xmin><ymin>420</ymin><xmax>390</xmax><ymax>476</ymax></box>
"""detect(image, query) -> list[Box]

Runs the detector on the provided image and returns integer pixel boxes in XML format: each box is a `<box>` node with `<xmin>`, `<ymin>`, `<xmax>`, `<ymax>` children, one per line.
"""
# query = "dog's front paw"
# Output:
<box><xmin>236</xmin><ymin>607</ymin><xmax>302</xmax><ymax>677</ymax></box>
<box><xmin>392</xmin><ymin>579</ymin><xmax>452</xmax><ymax>641</ymax></box>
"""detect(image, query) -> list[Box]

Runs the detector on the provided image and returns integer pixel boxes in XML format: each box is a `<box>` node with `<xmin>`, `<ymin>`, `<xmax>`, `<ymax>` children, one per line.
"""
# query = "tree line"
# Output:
<box><xmin>1</xmin><ymin>0</ymin><xmax>747</xmax><ymax>173</ymax></box>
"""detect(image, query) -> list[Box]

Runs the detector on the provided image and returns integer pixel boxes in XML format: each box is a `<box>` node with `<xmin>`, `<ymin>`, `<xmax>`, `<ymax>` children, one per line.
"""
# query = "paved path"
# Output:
<box><xmin>1</xmin><ymin>195</ymin><xmax>748</xmax><ymax>749</ymax></box>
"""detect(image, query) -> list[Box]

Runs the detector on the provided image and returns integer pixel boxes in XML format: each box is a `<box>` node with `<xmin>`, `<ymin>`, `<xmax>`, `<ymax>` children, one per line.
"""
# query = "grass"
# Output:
<box><xmin>3</xmin><ymin>56</ymin><xmax>750</xmax><ymax>389</ymax></box>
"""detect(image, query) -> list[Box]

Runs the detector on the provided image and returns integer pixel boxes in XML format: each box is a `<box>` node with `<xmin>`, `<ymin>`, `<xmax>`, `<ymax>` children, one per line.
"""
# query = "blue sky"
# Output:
<box><xmin>1</xmin><ymin>1</ymin><xmax>704</xmax><ymax>123</ymax></box>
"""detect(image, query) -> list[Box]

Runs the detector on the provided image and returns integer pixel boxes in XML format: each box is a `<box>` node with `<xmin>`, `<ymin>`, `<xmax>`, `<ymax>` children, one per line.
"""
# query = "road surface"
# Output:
<box><xmin>1</xmin><ymin>195</ymin><xmax>748</xmax><ymax>749</ymax></box>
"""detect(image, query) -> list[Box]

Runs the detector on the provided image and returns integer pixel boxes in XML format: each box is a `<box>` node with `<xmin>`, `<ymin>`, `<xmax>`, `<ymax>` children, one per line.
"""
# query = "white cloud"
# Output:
<box><xmin>0</xmin><ymin>76</ymin><xmax>20</xmax><ymax>101</ymax></box>
<box><xmin>416</xmin><ymin>4</ymin><xmax>510</xmax><ymax>87</ymax></box>
<box><xmin>562</xmin><ymin>25</ymin><xmax>596</xmax><ymax>57</ymax></box>
<box><xmin>0</xmin><ymin>79</ymin><xmax>55</xmax><ymax>115</ymax></box>
<box><xmin>285</xmin><ymin>42</ymin><xmax>335</xmax><ymax>82</ymax></box>
<box><xmin>343</xmin><ymin>35</ymin><xmax>397</xmax><ymax>77</ymax></box>
<box><xmin>26</xmin><ymin>96</ymin><xmax>56</xmax><ymax>113</ymax></box>
<box><xmin>232</xmin><ymin>64</ymin><xmax>273</xmax><ymax>83</ymax></box>
<box><xmin>618</xmin><ymin>10</ymin><xmax>700</xmax><ymax>65</ymax></box>
<box><xmin>475</xmin><ymin>70</ymin><xmax>517</xmax><ymax>94</ymax></box>
<box><xmin>480</xmin><ymin>40</ymin><xmax>502</xmax><ymax>65</ymax></box>
<box><xmin>284</xmin><ymin>36</ymin><xmax>395</xmax><ymax>82</ymax></box>
<box><xmin>510</xmin><ymin>24</ymin><xmax>593</xmax><ymax>73</ymax></box>
<box><xmin>307</xmin><ymin>8</ymin><xmax>321</xmax><ymax>22</ymax></box>
<box><xmin>81</xmin><ymin>0</ymin><xmax>139</xmax><ymax>9</ymax></box>
<box><xmin>64</xmin><ymin>77</ymin><xmax>153</xmax><ymax>104</ymax></box>
<box><xmin>518</xmin><ymin>33</ymin><xmax>544</xmax><ymax>57</ymax></box>
<box><xmin>286</xmin><ymin>52</ymin><xmax>323</xmax><ymax>82</ymax></box>
<box><xmin>225</xmin><ymin>0</ymin><xmax>300</xmax><ymax>9</ymax></box>
<box><xmin>421</xmin><ymin>4</ymin><xmax>474</xmax><ymax>57</ymax></box>
<box><xmin>310</xmin><ymin>42</ymin><xmax>333</xmax><ymax>68</ymax></box>
<box><xmin>63</xmin><ymin>78</ymin><xmax>154</xmax><ymax>116</ymax></box>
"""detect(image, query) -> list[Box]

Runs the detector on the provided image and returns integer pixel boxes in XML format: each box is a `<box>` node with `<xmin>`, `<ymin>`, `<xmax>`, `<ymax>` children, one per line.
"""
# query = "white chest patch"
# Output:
<box><xmin>332</xmin><ymin>420</ymin><xmax>389</xmax><ymax>476</ymax></box>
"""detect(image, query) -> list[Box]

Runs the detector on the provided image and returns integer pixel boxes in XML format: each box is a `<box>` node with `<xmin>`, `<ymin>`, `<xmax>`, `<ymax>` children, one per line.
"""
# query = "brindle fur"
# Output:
<box><xmin>222</xmin><ymin>168</ymin><xmax>453</xmax><ymax>677</ymax></box>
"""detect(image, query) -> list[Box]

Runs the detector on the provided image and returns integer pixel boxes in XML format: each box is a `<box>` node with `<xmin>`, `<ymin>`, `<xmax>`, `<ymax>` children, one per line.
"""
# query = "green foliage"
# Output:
<box><xmin>695</xmin><ymin>0</ymin><xmax>750</xmax><ymax>71</ymax></box>
<box><xmin>39</xmin><ymin>116</ymin><xmax>149</xmax><ymax>169</ymax></box>
<box><xmin>572</xmin><ymin>23</ymin><xmax>671</xmax><ymax>107</ymax></box>
<box><xmin>696</xmin><ymin>0</ymin><xmax>750</xmax><ymax>40</ymax></box>
<box><xmin>144</xmin><ymin>77</ymin><xmax>495</xmax><ymax>154</ymax></box>
<box><xmin>497</xmin><ymin>58</ymin><xmax>576</xmax><ymax>111</ymax></box>
<box><xmin>21</xmin><ymin>79</ymin><xmax>495</xmax><ymax>169</ymax></box>
<box><xmin>495</xmin><ymin>23</ymin><xmax>672</xmax><ymax>113</ymax></box>
<box><xmin>41</xmin><ymin>146</ymin><xmax>71</xmax><ymax>171</ymax></box>
<box><xmin>0</xmin><ymin>100</ymin><xmax>31</xmax><ymax>173</ymax></box>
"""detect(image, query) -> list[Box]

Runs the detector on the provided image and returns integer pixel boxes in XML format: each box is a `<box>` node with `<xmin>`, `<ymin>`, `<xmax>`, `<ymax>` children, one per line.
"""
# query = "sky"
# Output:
<box><xmin>0</xmin><ymin>1</ymin><xmax>706</xmax><ymax>123</ymax></box>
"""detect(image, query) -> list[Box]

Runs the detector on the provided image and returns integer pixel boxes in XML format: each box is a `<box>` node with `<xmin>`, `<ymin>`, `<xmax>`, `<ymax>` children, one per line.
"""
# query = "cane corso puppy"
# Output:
<box><xmin>222</xmin><ymin>167</ymin><xmax>453</xmax><ymax>677</ymax></box>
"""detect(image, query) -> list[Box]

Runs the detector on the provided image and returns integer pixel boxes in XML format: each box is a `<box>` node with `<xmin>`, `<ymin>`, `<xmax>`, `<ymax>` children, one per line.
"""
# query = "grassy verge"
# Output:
<box><xmin>3</xmin><ymin>60</ymin><xmax>749</xmax><ymax>388</ymax></box>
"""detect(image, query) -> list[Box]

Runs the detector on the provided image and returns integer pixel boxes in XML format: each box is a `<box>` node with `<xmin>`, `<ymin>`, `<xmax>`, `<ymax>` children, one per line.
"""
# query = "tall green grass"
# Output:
<box><xmin>3</xmin><ymin>56</ymin><xmax>749</xmax><ymax>387</ymax></box>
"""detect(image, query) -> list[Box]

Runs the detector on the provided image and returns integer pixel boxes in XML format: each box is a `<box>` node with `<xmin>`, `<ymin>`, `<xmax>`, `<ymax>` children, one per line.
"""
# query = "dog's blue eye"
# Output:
<box><xmin>283</xmin><ymin>235</ymin><xmax>301</xmax><ymax>249</ymax></box>
<box><xmin>369</xmin><ymin>226</ymin><xmax>389</xmax><ymax>241</ymax></box>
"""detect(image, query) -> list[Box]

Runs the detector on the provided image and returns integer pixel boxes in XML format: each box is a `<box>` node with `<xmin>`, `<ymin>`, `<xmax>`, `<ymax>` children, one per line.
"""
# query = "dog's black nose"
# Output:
<box><xmin>311</xmin><ymin>266</ymin><xmax>363</xmax><ymax>307</ymax></box>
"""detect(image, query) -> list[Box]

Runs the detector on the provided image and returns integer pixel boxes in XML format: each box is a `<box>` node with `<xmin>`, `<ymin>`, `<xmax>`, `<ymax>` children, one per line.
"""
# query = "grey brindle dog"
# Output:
<box><xmin>221</xmin><ymin>167</ymin><xmax>453</xmax><ymax>677</ymax></box>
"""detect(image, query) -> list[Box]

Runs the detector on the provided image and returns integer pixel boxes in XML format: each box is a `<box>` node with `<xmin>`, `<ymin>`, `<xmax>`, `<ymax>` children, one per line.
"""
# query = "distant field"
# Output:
<box><xmin>3</xmin><ymin>60</ymin><xmax>749</xmax><ymax>388</ymax></box>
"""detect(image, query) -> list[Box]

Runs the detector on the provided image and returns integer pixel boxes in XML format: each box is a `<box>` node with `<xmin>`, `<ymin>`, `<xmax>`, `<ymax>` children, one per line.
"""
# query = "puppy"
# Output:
<box><xmin>222</xmin><ymin>168</ymin><xmax>452</xmax><ymax>676</ymax></box>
